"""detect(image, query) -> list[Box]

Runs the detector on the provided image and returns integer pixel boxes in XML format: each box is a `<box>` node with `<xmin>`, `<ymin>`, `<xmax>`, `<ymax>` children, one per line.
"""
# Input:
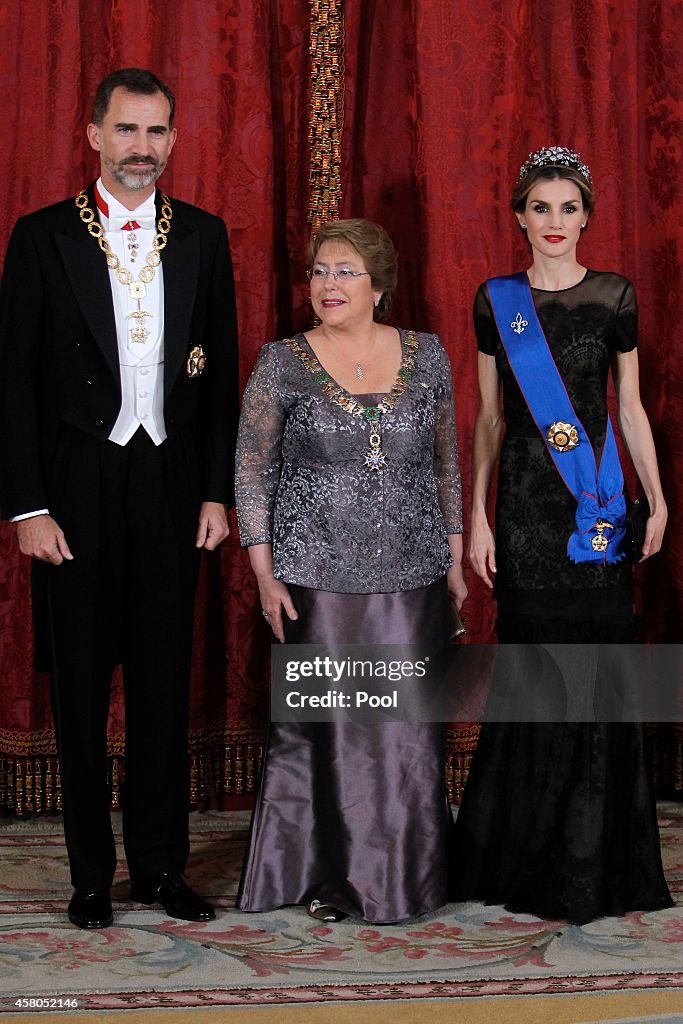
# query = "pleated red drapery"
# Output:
<box><xmin>0</xmin><ymin>1</ymin><xmax>681</xmax><ymax>815</ymax></box>
<box><xmin>341</xmin><ymin>0</ymin><xmax>683</xmax><ymax>791</ymax></box>
<box><xmin>343</xmin><ymin>0</ymin><xmax>682</xmax><ymax>637</ymax></box>
<box><xmin>0</xmin><ymin>0</ymin><xmax>313</xmax><ymax>813</ymax></box>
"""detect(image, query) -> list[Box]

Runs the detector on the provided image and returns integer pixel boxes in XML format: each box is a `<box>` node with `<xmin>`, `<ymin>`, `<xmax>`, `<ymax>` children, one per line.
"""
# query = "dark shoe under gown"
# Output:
<box><xmin>236</xmin><ymin>577</ymin><xmax>454</xmax><ymax>924</ymax></box>
<box><xmin>451</xmin><ymin>591</ymin><xmax>673</xmax><ymax>924</ymax></box>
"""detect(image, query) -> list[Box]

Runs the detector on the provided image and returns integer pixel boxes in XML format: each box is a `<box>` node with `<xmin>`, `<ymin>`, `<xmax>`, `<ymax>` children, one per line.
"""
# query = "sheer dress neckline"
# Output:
<box><xmin>528</xmin><ymin>267</ymin><xmax>591</xmax><ymax>293</ymax></box>
<box><xmin>285</xmin><ymin>329</ymin><xmax>419</xmax><ymax>421</ymax></box>
<box><xmin>296</xmin><ymin>328</ymin><xmax>407</xmax><ymax>404</ymax></box>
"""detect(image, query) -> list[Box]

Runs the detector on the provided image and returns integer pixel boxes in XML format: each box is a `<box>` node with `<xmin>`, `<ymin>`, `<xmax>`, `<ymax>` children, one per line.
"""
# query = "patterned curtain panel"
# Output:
<box><xmin>1</xmin><ymin>0</ymin><xmax>681</xmax><ymax>815</ymax></box>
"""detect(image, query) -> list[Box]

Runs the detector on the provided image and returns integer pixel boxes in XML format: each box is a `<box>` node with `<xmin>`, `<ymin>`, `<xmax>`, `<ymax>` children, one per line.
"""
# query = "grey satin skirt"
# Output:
<box><xmin>236</xmin><ymin>577</ymin><xmax>453</xmax><ymax>923</ymax></box>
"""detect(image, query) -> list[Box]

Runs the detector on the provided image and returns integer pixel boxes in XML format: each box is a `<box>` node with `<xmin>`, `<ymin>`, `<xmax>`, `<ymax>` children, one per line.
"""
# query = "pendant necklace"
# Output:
<box><xmin>323</xmin><ymin>331</ymin><xmax>376</xmax><ymax>381</ymax></box>
<box><xmin>353</xmin><ymin>331</ymin><xmax>376</xmax><ymax>381</ymax></box>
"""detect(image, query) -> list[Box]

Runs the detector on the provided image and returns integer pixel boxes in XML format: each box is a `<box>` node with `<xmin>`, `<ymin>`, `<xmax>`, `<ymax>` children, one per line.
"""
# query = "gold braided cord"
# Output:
<box><xmin>308</xmin><ymin>0</ymin><xmax>344</xmax><ymax>232</ymax></box>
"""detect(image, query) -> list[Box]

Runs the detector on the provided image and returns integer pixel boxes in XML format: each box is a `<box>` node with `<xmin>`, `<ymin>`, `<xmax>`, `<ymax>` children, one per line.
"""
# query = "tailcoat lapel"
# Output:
<box><xmin>54</xmin><ymin>185</ymin><xmax>120</xmax><ymax>388</ymax></box>
<box><xmin>158</xmin><ymin>192</ymin><xmax>200</xmax><ymax>398</ymax></box>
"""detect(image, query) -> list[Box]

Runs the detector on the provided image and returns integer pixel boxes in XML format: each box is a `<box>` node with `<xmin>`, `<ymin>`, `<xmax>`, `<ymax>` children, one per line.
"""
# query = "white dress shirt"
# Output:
<box><xmin>96</xmin><ymin>178</ymin><xmax>167</xmax><ymax>447</ymax></box>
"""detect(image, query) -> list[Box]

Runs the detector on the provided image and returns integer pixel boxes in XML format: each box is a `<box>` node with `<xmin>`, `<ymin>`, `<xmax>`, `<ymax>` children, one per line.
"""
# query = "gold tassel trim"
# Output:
<box><xmin>3</xmin><ymin>728</ymin><xmax>680</xmax><ymax>815</ymax></box>
<box><xmin>308</xmin><ymin>0</ymin><xmax>344</xmax><ymax>232</ymax></box>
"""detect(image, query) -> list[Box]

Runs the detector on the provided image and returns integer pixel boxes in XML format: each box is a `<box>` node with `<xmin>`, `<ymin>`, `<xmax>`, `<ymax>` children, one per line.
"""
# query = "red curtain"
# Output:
<box><xmin>1</xmin><ymin>1</ymin><xmax>681</xmax><ymax>815</ymax></box>
<box><xmin>342</xmin><ymin>0</ymin><xmax>683</xmax><ymax>640</ymax></box>
<box><xmin>0</xmin><ymin>0</ymin><xmax>313</xmax><ymax>812</ymax></box>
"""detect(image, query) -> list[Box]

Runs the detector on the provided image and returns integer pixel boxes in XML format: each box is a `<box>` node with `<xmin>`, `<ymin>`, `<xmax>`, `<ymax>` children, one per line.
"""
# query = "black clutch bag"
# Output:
<box><xmin>448</xmin><ymin>602</ymin><xmax>466</xmax><ymax>640</ymax></box>
<box><xmin>628</xmin><ymin>495</ymin><xmax>650</xmax><ymax>562</ymax></box>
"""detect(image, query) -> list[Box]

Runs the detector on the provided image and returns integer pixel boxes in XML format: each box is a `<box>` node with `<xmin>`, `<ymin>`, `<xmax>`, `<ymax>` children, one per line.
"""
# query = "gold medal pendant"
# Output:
<box><xmin>129</xmin><ymin>323</ymin><xmax>151</xmax><ymax>344</ymax></box>
<box><xmin>547</xmin><ymin>420</ymin><xmax>579</xmax><ymax>452</ymax></box>
<box><xmin>591</xmin><ymin>517</ymin><xmax>614</xmax><ymax>552</ymax></box>
<box><xmin>186</xmin><ymin>345</ymin><xmax>207</xmax><ymax>378</ymax></box>
<box><xmin>364</xmin><ymin>407</ymin><xmax>386</xmax><ymax>471</ymax></box>
<box><xmin>127</xmin><ymin>304</ymin><xmax>153</xmax><ymax>344</ymax></box>
<box><xmin>365</xmin><ymin>441</ymin><xmax>386</xmax><ymax>471</ymax></box>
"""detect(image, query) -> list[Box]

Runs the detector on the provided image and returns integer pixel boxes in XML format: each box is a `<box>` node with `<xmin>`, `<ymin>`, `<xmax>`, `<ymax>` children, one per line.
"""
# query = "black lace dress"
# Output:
<box><xmin>452</xmin><ymin>271</ymin><xmax>673</xmax><ymax>922</ymax></box>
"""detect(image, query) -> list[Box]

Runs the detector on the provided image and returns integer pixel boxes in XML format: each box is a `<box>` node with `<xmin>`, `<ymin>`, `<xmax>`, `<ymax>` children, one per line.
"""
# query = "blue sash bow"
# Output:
<box><xmin>487</xmin><ymin>273</ymin><xmax>627</xmax><ymax>564</ymax></box>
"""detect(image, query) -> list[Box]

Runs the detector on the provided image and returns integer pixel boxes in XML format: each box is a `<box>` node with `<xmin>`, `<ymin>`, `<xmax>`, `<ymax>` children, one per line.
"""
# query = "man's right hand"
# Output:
<box><xmin>16</xmin><ymin>515</ymin><xmax>73</xmax><ymax>564</ymax></box>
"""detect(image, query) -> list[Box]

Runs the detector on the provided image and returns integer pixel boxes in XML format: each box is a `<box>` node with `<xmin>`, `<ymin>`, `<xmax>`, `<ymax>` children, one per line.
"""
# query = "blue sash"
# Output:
<box><xmin>487</xmin><ymin>273</ymin><xmax>627</xmax><ymax>564</ymax></box>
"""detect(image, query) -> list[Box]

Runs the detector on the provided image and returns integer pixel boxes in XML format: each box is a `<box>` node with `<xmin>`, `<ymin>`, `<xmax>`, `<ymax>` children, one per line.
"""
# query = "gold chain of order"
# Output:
<box><xmin>285</xmin><ymin>331</ymin><xmax>419</xmax><ymax>470</ymax></box>
<box><xmin>284</xmin><ymin>331</ymin><xmax>419</xmax><ymax>419</ymax></box>
<box><xmin>74</xmin><ymin>190</ymin><xmax>172</xmax><ymax>287</ymax></box>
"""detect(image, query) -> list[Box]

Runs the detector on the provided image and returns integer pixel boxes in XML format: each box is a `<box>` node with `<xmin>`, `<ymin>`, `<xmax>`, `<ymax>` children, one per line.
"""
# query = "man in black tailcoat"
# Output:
<box><xmin>0</xmin><ymin>68</ymin><xmax>238</xmax><ymax>928</ymax></box>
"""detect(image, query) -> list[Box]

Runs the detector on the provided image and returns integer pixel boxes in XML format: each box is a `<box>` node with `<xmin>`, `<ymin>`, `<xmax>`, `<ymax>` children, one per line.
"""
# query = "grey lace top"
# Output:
<box><xmin>235</xmin><ymin>330</ymin><xmax>462</xmax><ymax>593</ymax></box>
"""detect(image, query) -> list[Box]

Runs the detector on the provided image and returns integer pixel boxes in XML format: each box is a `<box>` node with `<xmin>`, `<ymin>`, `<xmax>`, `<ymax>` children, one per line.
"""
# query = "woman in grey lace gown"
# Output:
<box><xmin>235</xmin><ymin>219</ymin><xmax>465</xmax><ymax>923</ymax></box>
<box><xmin>453</xmin><ymin>148</ymin><xmax>672</xmax><ymax>923</ymax></box>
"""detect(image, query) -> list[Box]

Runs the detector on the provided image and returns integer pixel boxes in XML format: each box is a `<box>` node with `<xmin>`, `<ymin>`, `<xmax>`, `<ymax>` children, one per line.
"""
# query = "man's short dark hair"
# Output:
<box><xmin>92</xmin><ymin>68</ymin><xmax>175</xmax><ymax>127</ymax></box>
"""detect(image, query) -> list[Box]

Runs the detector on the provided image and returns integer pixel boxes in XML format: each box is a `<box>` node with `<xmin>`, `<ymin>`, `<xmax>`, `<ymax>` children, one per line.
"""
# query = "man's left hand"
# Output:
<box><xmin>195</xmin><ymin>501</ymin><xmax>230</xmax><ymax>550</ymax></box>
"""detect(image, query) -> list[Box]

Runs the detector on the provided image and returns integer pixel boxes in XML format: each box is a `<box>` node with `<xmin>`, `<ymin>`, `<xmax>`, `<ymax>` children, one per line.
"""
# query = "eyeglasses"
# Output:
<box><xmin>306</xmin><ymin>267</ymin><xmax>371</xmax><ymax>282</ymax></box>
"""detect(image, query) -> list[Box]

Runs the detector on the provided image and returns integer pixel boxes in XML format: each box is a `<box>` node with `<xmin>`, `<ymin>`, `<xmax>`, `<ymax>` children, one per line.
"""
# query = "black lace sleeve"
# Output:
<box><xmin>613</xmin><ymin>279</ymin><xmax>638</xmax><ymax>353</ymax></box>
<box><xmin>473</xmin><ymin>283</ymin><xmax>499</xmax><ymax>355</ymax></box>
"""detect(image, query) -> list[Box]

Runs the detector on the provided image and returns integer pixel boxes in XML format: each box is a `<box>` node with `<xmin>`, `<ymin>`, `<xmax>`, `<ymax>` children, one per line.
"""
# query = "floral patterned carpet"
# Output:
<box><xmin>0</xmin><ymin>805</ymin><xmax>681</xmax><ymax>1012</ymax></box>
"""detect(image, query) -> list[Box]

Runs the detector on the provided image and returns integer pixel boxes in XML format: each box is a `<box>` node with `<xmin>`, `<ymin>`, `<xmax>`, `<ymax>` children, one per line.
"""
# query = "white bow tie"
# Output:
<box><xmin>109</xmin><ymin>211</ymin><xmax>156</xmax><ymax>231</ymax></box>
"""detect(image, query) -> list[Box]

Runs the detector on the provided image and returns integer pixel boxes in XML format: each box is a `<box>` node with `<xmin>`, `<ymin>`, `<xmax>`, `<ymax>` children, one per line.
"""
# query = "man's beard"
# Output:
<box><xmin>105</xmin><ymin>155</ymin><xmax>164</xmax><ymax>191</ymax></box>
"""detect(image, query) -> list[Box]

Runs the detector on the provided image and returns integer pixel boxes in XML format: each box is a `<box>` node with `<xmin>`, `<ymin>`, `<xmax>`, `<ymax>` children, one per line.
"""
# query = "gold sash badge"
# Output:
<box><xmin>546</xmin><ymin>420</ymin><xmax>579</xmax><ymax>452</ymax></box>
<box><xmin>186</xmin><ymin>345</ymin><xmax>206</xmax><ymax>378</ymax></box>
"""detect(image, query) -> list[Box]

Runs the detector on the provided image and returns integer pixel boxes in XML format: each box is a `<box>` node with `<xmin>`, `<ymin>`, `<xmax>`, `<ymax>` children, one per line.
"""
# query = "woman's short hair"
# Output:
<box><xmin>308</xmin><ymin>219</ymin><xmax>398</xmax><ymax>321</ymax></box>
<box><xmin>511</xmin><ymin>164</ymin><xmax>596</xmax><ymax>216</ymax></box>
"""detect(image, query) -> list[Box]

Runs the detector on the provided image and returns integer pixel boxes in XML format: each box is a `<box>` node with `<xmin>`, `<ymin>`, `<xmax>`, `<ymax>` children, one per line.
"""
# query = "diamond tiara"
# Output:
<box><xmin>518</xmin><ymin>146</ymin><xmax>593</xmax><ymax>186</ymax></box>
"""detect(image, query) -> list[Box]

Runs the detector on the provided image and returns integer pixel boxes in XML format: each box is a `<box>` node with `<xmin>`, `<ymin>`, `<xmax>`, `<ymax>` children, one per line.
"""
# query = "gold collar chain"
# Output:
<box><xmin>285</xmin><ymin>331</ymin><xmax>419</xmax><ymax>471</ymax></box>
<box><xmin>74</xmin><ymin>189</ymin><xmax>172</xmax><ymax>300</ymax></box>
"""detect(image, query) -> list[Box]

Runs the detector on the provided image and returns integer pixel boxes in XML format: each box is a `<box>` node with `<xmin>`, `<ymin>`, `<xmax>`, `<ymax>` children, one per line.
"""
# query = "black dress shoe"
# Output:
<box><xmin>307</xmin><ymin>899</ymin><xmax>347</xmax><ymax>922</ymax></box>
<box><xmin>68</xmin><ymin>889</ymin><xmax>113</xmax><ymax>929</ymax></box>
<box><xmin>130</xmin><ymin>873</ymin><xmax>215</xmax><ymax>921</ymax></box>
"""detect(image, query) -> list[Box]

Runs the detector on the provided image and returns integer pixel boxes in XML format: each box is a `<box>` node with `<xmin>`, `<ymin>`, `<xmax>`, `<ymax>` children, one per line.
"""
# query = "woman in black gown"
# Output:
<box><xmin>453</xmin><ymin>147</ymin><xmax>673</xmax><ymax>923</ymax></box>
<box><xmin>235</xmin><ymin>219</ymin><xmax>466</xmax><ymax>923</ymax></box>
